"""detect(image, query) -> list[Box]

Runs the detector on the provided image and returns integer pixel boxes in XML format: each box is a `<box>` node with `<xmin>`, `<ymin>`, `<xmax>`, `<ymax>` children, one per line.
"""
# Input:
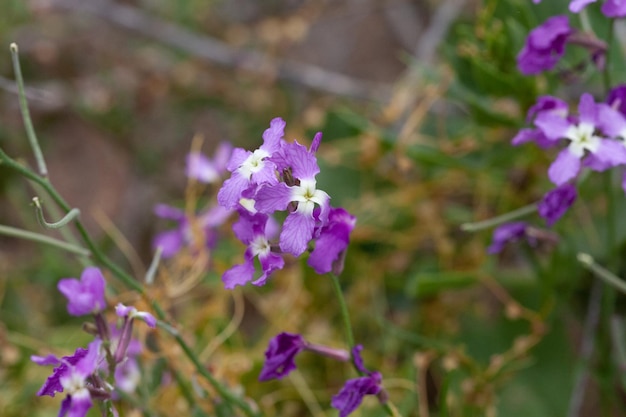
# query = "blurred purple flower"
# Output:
<box><xmin>517</xmin><ymin>15</ymin><xmax>572</xmax><ymax>75</ymax></box>
<box><xmin>538</xmin><ymin>184</ymin><xmax>577</xmax><ymax>226</ymax></box>
<box><xmin>331</xmin><ymin>345</ymin><xmax>384</xmax><ymax>417</ymax></box>
<box><xmin>152</xmin><ymin>203</ymin><xmax>232</xmax><ymax>258</ymax></box>
<box><xmin>186</xmin><ymin>142</ymin><xmax>232</xmax><ymax>183</ymax></box>
<box><xmin>536</xmin><ymin>93</ymin><xmax>626</xmax><ymax>185</ymax></box>
<box><xmin>487</xmin><ymin>222</ymin><xmax>532</xmax><ymax>254</ymax></box>
<box><xmin>57</xmin><ymin>267</ymin><xmax>107</xmax><ymax>316</ymax></box>
<box><xmin>308</xmin><ymin>207</ymin><xmax>356</xmax><ymax>275</ymax></box>
<box><xmin>259</xmin><ymin>332</ymin><xmax>306</xmax><ymax>381</ymax></box>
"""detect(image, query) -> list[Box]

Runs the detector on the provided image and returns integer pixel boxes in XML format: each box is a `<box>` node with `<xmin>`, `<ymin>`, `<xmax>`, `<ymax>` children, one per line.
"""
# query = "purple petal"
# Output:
<box><xmin>255</xmin><ymin>183</ymin><xmax>293</xmax><ymax>214</ymax></box>
<box><xmin>487</xmin><ymin>222</ymin><xmax>529</xmax><ymax>254</ymax></box>
<box><xmin>548</xmin><ymin>149</ymin><xmax>581</xmax><ymax>185</ymax></box>
<box><xmin>64</xmin><ymin>390</ymin><xmax>93</xmax><ymax>417</ymax></box>
<box><xmin>602</xmin><ymin>0</ymin><xmax>626</xmax><ymax>17</ymax></box>
<box><xmin>280</xmin><ymin>213</ymin><xmax>316</xmax><ymax>256</ymax></box>
<box><xmin>261</xmin><ymin>117</ymin><xmax>286</xmax><ymax>154</ymax></box>
<box><xmin>226</xmin><ymin>148</ymin><xmax>251</xmax><ymax>172</ymax></box>
<box><xmin>222</xmin><ymin>257</ymin><xmax>256</xmax><ymax>290</ymax></box>
<box><xmin>538</xmin><ymin>184</ymin><xmax>577</xmax><ymax>226</ymax></box>
<box><xmin>308</xmin><ymin>207</ymin><xmax>356</xmax><ymax>275</ymax></box>
<box><xmin>596</xmin><ymin>103</ymin><xmax>626</xmax><ymax>137</ymax></box>
<box><xmin>153</xmin><ymin>204</ymin><xmax>185</xmax><ymax>221</ymax></box>
<box><xmin>331</xmin><ymin>373</ymin><xmax>382</xmax><ymax>417</ymax></box>
<box><xmin>31</xmin><ymin>354</ymin><xmax>61</xmax><ymax>366</ymax></box>
<box><xmin>282</xmin><ymin>141</ymin><xmax>320</xmax><ymax>180</ymax></box>
<box><xmin>152</xmin><ymin>229</ymin><xmax>184</xmax><ymax>258</ymax></box>
<box><xmin>527</xmin><ymin>96</ymin><xmax>568</xmax><ymax>122</ymax></box>
<box><xmin>577</xmin><ymin>93</ymin><xmax>597</xmax><ymax>125</ymax></box>
<box><xmin>58</xmin><ymin>267</ymin><xmax>107</xmax><ymax>316</ymax></box>
<box><xmin>606</xmin><ymin>85</ymin><xmax>626</xmax><ymax>116</ymax></box>
<box><xmin>259</xmin><ymin>332</ymin><xmax>306</xmax><ymax>381</ymax></box>
<box><xmin>570</xmin><ymin>0</ymin><xmax>597</xmax><ymax>13</ymax></box>
<box><xmin>186</xmin><ymin>152</ymin><xmax>220</xmax><ymax>183</ymax></box>
<box><xmin>592</xmin><ymin>139</ymin><xmax>626</xmax><ymax>168</ymax></box>
<box><xmin>217</xmin><ymin>173</ymin><xmax>250</xmax><ymax>209</ymax></box>
<box><xmin>253</xmin><ymin>252</ymin><xmax>285</xmax><ymax>286</ymax></box>
<box><xmin>535</xmin><ymin>113</ymin><xmax>571</xmax><ymax>140</ymax></box>
<box><xmin>35</xmin><ymin>348</ymin><xmax>88</xmax><ymax>397</ymax></box>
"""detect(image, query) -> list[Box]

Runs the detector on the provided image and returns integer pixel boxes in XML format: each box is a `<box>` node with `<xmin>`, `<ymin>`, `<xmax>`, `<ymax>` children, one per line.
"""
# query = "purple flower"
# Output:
<box><xmin>32</xmin><ymin>339</ymin><xmax>103</xmax><ymax>417</ymax></box>
<box><xmin>308</xmin><ymin>207</ymin><xmax>356</xmax><ymax>275</ymax></box>
<box><xmin>487</xmin><ymin>222</ymin><xmax>531</xmax><ymax>254</ymax></box>
<box><xmin>331</xmin><ymin>345</ymin><xmax>384</xmax><ymax>417</ymax></box>
<box><xmin>512</xmin><ymin>96</ymin><xmax>568</xmax><ymax>149</ymax></box>
<box><xmin>536</xmin><ymin>93</ymin><xmax>626</xmax><ymax>185</ymax></box>
<box><xmin>538</xmin><ymin>184</ymin><xmax>577</xmax><ymax>226</ymax></box>
<box><xmin>57</xmin><ymin>267</ymin><xmax>107</xmax><ymax>316</ymax></box>
<box><xmin>602</xmin><ymin>0</ymin><xmax>626</xmax><ymax>17</ymax></box>
<box><xmin>259</xmin><ymin>332</ymin><xmax>306</xmax><ymax>381</ymax></box>
<box><xmin>570</xmin><ymin>0</ymin><xmax>598</xmax><ymax>12</ymax></box>
<box><xmin>152</xmin><ymin>203</ymin><xmax>232</xmax><ymax>258</ymax></box>
<box><xmin>255</xmin><ymin>140</ymin><xmax>331</xmax><ymax>256</ymax></box>
<box><xmin>217</xmin><ymin>118</ymin><xmax>285</xmax><ymax>209</ymax></box>
<box><xmin>222</xmin><ymin>211</ymin><xmax>285</xmax><ymax>289</ymax></box>
<box><xmin>517</xmin><ymin>15</ymin><xmax>572</xmax><ymax>75</ymax></box>
<box><xmin>186</xmin><ymin>142</ymin><xmax>232</xmax><ymax>183</ymax></box>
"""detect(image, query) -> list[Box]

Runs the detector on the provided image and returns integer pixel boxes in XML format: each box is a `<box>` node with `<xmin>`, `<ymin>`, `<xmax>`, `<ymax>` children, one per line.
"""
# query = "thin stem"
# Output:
<box><xmin>144</xmin><ymin>246</ymin><xmax>162</xmax><ymax>285</ymax></box>
<box><xmin>32</xmin><ymin>197</ymin><xmax>81</xmax><ymax>229</ymax></box>
<box><xmin>330</xmin><ymin>273</ymin><xmax>355</xmax><ymax>349</ymax></box>
<box><xmin>602</xmin><ymin>19</ymin><xmax>615</xmax><ymax>95</ymax></box>
<box><xmin>10</xmin><ymin>43</ymin><xmax>48</xmax><ymax>177</ymax></box>
<box><xmin>460</xmin><ymin>203</ymin><xmax>537</xmax><ymax>232</ymax></box>
<box><xmin>577</xmin><ymin>253</ymin><xmax>626</xmax><ymax>295</ymax></box>
<box><xmin>0</xmin><ymin>223</ymin><xmax>91</xmax><ymax>257</ymax></box>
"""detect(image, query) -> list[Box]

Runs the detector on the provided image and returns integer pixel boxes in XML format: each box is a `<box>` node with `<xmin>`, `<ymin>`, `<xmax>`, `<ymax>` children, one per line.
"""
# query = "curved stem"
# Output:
<box><xmin>32</xmin><ymin>197</ymin><xmax>81</xmax><ymax>229</ymax></box>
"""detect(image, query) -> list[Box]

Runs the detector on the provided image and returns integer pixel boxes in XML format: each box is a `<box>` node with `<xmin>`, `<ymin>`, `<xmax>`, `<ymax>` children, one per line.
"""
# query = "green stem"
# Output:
<box><xmin>577</xmin><ymin>253</ymin><xmax>626</xmax><ymax>295</ymax></box>
<box><xmin>10</xmin><ymin>43</ymin><xmax>48</xmax><ymax>177</ymax></box>
<box><xmin>460</xmin><ymin>203</ymin><xmax>537</xmax><ymax>232</ymax></box>
<box><xmin>602</xmin><ymin>19</ymin><xmax>615</xmax><ymax>95</ymax></box>
<box><xmin>330</xmin><ymin>273</ymin><xmax>355</xmax><ymax>349</ymax></box>
<box><xmin>0</xmin><ymin>223</ymin><xmax>91</xmax><ymax>257</ymax></box>
<box><xmin>32</xmin><ymin>196</ymin><xmax>81</xmax><ymax>229</ymax></box>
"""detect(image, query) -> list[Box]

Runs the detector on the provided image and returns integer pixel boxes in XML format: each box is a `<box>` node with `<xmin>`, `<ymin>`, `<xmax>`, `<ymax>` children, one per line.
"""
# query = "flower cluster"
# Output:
<box><xmin>217</xmin><ymin>117</ymin><xmax>356</xmax><ymax>289</ymax></box>
<box><xmin>259</xmin><ymin>333</ymin><xmax>385</xmax><ymax>417</ymax></box>
<box><xmin>33</xmin><ymin>267</ymin><xmax>155</xmax><ymax>417</ymax></box>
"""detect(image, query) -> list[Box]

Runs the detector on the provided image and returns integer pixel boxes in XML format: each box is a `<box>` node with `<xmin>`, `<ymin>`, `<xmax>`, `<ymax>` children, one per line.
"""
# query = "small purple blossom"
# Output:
<box><xmin>222</xmin><ymin>211</ymin><xmax>284</xmax><ymax>289</ymax></box>
<box><xmin>308</xmin><ymin>207</ymin><xmax>356</xmax><ymax>275</ymax></box>
<box><xmin>487</xmin><ymin>222</ymin><xmax>532</xmax><ymax>254</ymax></box>
<box><xmin>331</xmin><ymin>345</ymin><xmax>384</xmax><ymax>417</ymax></box>
<box><xmin>538</xmin><ymin>184</ymin><xmax>577</xmax><ymax>226</ymax></box>
<box><xmin>259</xmin><ymin>332</ymin><xmax>306</xmax><ymax>381</ymax></box>
<box><xmin>33</xmin><ymin>339</ymin><xmax>103</xmax><ymax>417</ymax></box>
<box><xmin>517</xmin><ymin>15</ymin><xmax>572</xmax><ymax>75</ymax></box>
<box><xmin>217</xmin><ymin>118</ymin><xmax>285</xmax><ymax>209</ymax></box>
<box><xmin>57</xmin><ymin>267</ymin><xmax>107</xmax><ymax>316</ymax></box>
<box><xmin>535</xmin><ymin>93</ymin><xmax>626</xmax><ymax>185</ymax></box>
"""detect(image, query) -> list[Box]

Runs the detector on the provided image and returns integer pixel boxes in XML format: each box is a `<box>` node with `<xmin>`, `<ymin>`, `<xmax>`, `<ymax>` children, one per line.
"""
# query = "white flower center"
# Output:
<box><xmin>566</xmin><ymin>122</ymin><xmax>600</xmax><ymax>157</ymax></box>
<box><xmin>61</xmin><ymin>369</ymin><xmax>86</xmax><ymax>395</ymax></box>
<box><xmin>291</xmin><ymin>179</ymin><xmax>326</xmax><ymax>217</ymax></box>
<box><xmin>250</xmin><ymin>235</ymin><xmax>271</xmax><ymax>257</ymax></box>
<box><xmin>238</xmin><ymin>149</ymin><xmax>270</xmax><ymax>179</ymax></box>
